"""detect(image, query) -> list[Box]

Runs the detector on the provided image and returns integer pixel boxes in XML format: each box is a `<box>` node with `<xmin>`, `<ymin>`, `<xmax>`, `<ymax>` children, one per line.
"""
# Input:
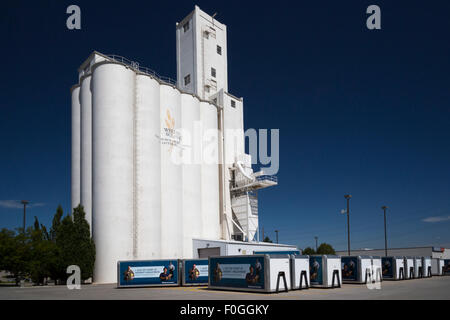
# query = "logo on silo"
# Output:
<box><xmin>157</xmin><ymin>109</ymin><xmax>182</xmax><ymax>154</ymax></box>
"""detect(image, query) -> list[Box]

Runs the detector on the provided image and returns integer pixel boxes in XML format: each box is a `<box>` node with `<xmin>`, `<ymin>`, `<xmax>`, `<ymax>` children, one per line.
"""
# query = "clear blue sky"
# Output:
<box><xmin>1</xmin><ymin>0</ymin><xmax>449</xmax><ymax>251</ymax></box>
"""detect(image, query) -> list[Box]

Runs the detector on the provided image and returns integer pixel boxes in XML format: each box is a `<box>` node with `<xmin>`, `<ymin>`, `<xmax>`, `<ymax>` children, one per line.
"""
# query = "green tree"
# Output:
<box><xmin>28</xmin><ymin>217</ymin><xmax>58</xmax><ymax>285</ymax></box>
<box><xmin>50</xmin><ymin>205</ymin><xmax>63</xmax><ymax>241</ymax></box>
<box><xmin>0</xmin><ymin>228</ymin><xmax>31</xmax><ymax>285</ymax></box>
<box><xmin>56</xmin><ymin>205</ymin><xmax>95</xmax><ymax>283</ymax></box>
<box><xmin>263</xmin><ymin>236</ymin><xmax>273</xmax><ymax>243</ymax></box>
<box><xmin>302</xmin><ymin>247</ymin><xmax>316</xmax><ymax>255</ymax></box>
<box><xmin>48</xmin><ymin>205</ymin><xmax>66</xmax><ymax>283</ymax></box>
<box><xmin>72</xmin><ymin>205</ymin><xmax>95</xmax><ymax>281</ymax></box>
<box><xmin>316</xmin><ymin>243</ymin><xmax>336</xmax><ymax>255</ymax></box>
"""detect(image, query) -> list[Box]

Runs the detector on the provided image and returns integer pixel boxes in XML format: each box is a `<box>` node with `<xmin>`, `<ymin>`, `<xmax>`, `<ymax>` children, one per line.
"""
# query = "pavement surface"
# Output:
<box><xmin>0</xmin><ymin>276</ymin><xmax>449</xmax><ymax>300</ymax></box>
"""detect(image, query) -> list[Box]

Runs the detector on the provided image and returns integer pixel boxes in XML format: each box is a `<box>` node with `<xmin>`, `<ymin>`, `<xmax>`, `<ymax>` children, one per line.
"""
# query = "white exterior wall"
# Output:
<box><xmin>414</xmin><ymin>257</ymin><xmax>423</xmax><ymax>278</ymax></box>
<box><xmin>404</xmin><ymin>257</ymin><xmax>415</xmax><ymax>279</ymax></box>
<box><xmin>80</xmin><ymin>75</ymin><xmax>92</xmax><ymax>227</ymax></box>
<box><xmin>394</xmin><ymin>258</ymin><xmax>405</xmax><ymax>279</ymax></box>
<box><xmin>268</xmin><ymin>258</ymin><xmax>291</xmax><ymax>292</ymax></box>
<box><xmin>160</xmin><ymin>85</ymin><xmax>183</xmax><ymax>259</ymax></box>
<box><xmin>337</xmin><ymin>247</ymin><xmax>450</xmax><ymax>259</ymax></box>
<box><xmin>359</xmin><ymin>258</ymin><xmax>372</xmax><ymax>282</ymax></box>
<box><xmin>422</xmin><ymin>257</ymin><xmax>432</xmax><ymax>277</ymax></box>
<box><xmin>372</xmin><ymin>257</ymin><xmax>382</xmax><ymax>281</ymax></box>
<box><xmin>71</xmin><ymin>86</ymin><xmax>81</xmax><ymax>212</ymax></box>
<box><xmin>177</xmin><ymin>5</ymin><xmax>228</xmax><ymax>100</ymax></box>
<box><xmin>291</xmin><ymin>257</ymin><xmax>310</xmax><ymax>289</ymax></box>
<box><xmin>91</xmin><ymin>63</ymin><xmax>135</xmax><ymax>283</ymax></box>
<box><xmin>200</xmin><ymin>101</ymin><xmax>221</xmax><ymax>240</ymax></box>
<box><xmin>181</xmin><ymin>93</ymin><xmax>202</xmax><ymax>257</ymax></box>
<box><xmin>135</xmin><ymin>75</ymin><xmax>161</xmax><ymax>259</ymax></box>
<box><xmin>192</xmin><ymin>239</ymin><xmax>298</xmax><ymax>258</ymax></box>
<box><xmin>324</xmin><ymin>257</ymin><xmax>342</xmax><ymax>287</ymax></box>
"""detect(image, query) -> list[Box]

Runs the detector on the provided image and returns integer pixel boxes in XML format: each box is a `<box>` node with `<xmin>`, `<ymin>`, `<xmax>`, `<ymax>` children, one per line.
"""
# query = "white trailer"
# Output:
<box><xmin>422</xmin><ymin>257</ymin><xmax>432</xmax><ymax>277</ymax></box>
<box><xmin>208</xmin><ymin>254</ymin><xmax>291</xmax><ymax>293</ymax></box>
<box><xmin>309</xmin><ymin>255</ymin><xmax>342</xmax><ymax>288</ymax></box>
<box><xmin>431</xmin><ymin>258</ymin><xmax>444</xmax><ymax>276</ymax></box>
<box><xmin>382</xmin><ymin>257</ymin><xmax>405</xmax><ymax>280</ymax></box>
<box><xmin>371</xmin><ymin>256</ymin><xmax>383</xmax><ymax>283</ymax></box>
<box><xmin>290</xmin><ymin>255</ymin><xmax>310</xmax><ymax>290</ymax></box>
<box><xmin>414</xmin><ymin>257</ymin><xmax>423</xmax><ymax>278</ymax></box>
<box><xmin>341</xmin><ymin>256</ymin><xmax>373</xmax><ymax>284</ymax></box>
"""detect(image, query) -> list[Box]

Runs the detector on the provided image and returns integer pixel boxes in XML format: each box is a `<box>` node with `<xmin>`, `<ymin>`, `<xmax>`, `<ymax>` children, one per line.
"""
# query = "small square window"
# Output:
<box><xmin>183</xmin><ymin>21</ymin><xmax>190</xmax><ymax>32</ymax></box>
<box><xmin>231</xmin><ymin>100</ymin><xmax>236</xmax><ymax>108</ymax></box>
<box><xmin>211</xmin><ymin>67</ymin><xmax>216</xmax><ymax>78</ymax></box>
<box><xmin>217</xmin><ymin>45</ymin><xmax>222</xmax><ymax>55</ymax></box>
<box><xmin>184</xmin><ymin>74</ymin><xmax>190</xmax><ymax>86</ymax></box>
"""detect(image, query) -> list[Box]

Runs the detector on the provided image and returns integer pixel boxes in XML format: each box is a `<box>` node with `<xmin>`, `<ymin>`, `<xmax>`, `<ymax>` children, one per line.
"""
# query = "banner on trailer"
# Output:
<box><xmin>254</xmin><ymin>250</ymin><xmax>301</xmax><ymax>256</ymax></box>
<box><xmin>309</xmin><ymin>256</ymin><xmax>323</xmax><ymax>285</ymax></box>
<box><xmin>444</xmin><ymin>260</ymin><xmax>450</xmax><ymax>275</ymax></box>
<box><xmin>342</xmin><ymin>257</ymin><xmax>358</xmax><ymax>281</ymax></box>
<box><xmin>209</xmin><ymin>256</ymin><xmax>265</xmax><ymax>289</ymax></box>
<box><xmin>118</xmin><ymin>260</ymin><xmax>179</xmax><ymax>287</ymax></box>
<box><xmin>184</xmin><ymin>259</ymin><xmax>209</xmax><ymax>285</ymax></box>
<box><xmin>382</xmin><ymin>257</ymin><xmax>394</xmax><ymax>278</ymax></box>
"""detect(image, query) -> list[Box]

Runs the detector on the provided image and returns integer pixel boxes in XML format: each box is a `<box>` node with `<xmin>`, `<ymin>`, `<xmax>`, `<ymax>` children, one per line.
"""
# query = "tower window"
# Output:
<box><xmin>183</xmin><ymin>21</ymin><xmax>190</xmax><ymax>32</ymax></box>
<box><xmin>231</xmin><ymin>100</ymin><xmax>236</xmax><ymax>108</ymax></box>
<box><xmin>217</xmin><ymin>45</ymin><xmax>222</xmax><ymax>55</ymax></box>
<box><xmin>211</xmin><ymin>67</ymin><xmax>216</xmax><ymax>78</ymax></box>
<box><xmin>184</xmin><ymin>74</ymin><xmax>190</xmax><ymax>86</ymax></box>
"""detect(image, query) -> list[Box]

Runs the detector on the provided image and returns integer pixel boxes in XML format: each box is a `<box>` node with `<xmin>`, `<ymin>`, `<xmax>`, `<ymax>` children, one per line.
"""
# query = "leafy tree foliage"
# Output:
<box><xmin>0</xmin><ymin>205</ymin><xmax>95</xmax><ymax>285</ymax></box>
<box><xmin>302</xmin><ymin>247</ymin><xmax>316</xmax><ymax>255</ymax></box>
<box><xmin>317</xmin><ymin>243</ymin><xmax>336</xmax><ymax>255</ymax></box>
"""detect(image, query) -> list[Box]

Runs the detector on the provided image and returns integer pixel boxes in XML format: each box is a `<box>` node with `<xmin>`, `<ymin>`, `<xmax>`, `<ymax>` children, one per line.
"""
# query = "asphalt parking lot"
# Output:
<box><xmin>0</xmin><ymin>276</ymin><xmax>449</xmax><ymax>300</ymax></box>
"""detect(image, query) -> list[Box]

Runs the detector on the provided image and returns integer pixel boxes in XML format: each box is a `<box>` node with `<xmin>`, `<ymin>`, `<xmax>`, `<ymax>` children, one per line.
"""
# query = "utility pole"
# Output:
<box><xmin>21</xmin><ymin>200</ymin><xmax>29</xmax><ymax>232</ymax></box>
<box><xmin>344</xmin><ymin>195</ymin><xmax>352</xmax><ymax>256</ymax></box>
<box><xmin>262</xmin><ymin>227</ymin><xmax>265</xmax><ymax>242</ymax></box>
<box><xmin>381</xmin><ymin>206</ymin><xmax>388</xmax><ymax>257</ymax></box>
<box><xmin>314</xmin><ymin>236</ymin><xmax>318</xmax><ymax>252</ymax></box>
<box><xmin>275</xmin><ymin>230</ymin><xmax>279</xmax><ymax>244</ymax></box>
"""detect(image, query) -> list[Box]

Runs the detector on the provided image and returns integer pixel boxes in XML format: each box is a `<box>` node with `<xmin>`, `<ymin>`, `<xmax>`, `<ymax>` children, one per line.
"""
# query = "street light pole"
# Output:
<box><xmin>21</xmin><ymin>200</ymin><xmax>29</xmax><ymax>232</ymax></box>
<box><xmin>382</xmin><ymin>206</ymin><xmax>388</xmax><ymax>257</ymax></box>
<box><xmin>344</xmin><ymin>195</ymin><xmax>352</xmax><ymax>256</ymax></box>
<box><xmin>275</xmin><ymin>230</ymin><xmax>279</xmax><ymax>244</ymax></box>
<box><xmin>314</xmin><ymin>236</ymin><xmax>318</xmax><ymax>252</ymax></box>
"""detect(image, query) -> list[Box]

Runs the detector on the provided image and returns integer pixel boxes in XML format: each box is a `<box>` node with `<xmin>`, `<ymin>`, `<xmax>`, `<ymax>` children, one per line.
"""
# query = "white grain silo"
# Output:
<box><xmin>71</xmin><ymin>6</ymin><xmax>284</xmax><ymax>284</ymax></box>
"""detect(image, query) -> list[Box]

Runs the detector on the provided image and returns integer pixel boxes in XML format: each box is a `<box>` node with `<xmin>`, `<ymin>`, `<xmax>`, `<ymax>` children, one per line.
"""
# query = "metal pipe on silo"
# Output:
<box><xmin>80</xmin><ymin>75</ymin><xmax>92</xmax><ymax>227</ymax></box>
<box><xmin>71</xmin><ymin>85</ymin><xmax>81</xmax><ymax>212</ymax></box>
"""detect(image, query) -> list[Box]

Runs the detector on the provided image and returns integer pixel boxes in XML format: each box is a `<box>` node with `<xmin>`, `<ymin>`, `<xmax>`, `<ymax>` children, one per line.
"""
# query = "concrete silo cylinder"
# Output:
<box><xmin>91</xmin><ymin>63</ymin><xmax>135</xmax><ymax>283</ymax></box>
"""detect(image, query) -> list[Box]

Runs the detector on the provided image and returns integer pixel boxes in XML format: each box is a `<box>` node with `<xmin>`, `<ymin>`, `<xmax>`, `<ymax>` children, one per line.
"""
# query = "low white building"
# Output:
<box><xmin>336</xmin><ymin>246</ymin><xmax>450</xmax><ymax>259</ymax></box>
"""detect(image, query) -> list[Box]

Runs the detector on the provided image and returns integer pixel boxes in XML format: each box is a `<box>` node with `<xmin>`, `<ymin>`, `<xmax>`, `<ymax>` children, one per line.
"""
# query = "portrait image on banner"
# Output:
<box><xmin>209</xmin><ymin>256</ymin><xmax>265</xmax><ymax>289</ymax></box>
<box><xmin>341</xmin><ymin>257</ymin><xmax>358</xmax><ymax>281</ymax></box>
<box><xmin>382</xmin><ymin>257</ymin><xmax>394</xmax><ymax>278</ymax></box>
<box><xmin>309</xmin><ymin>256</ymin><xmax>323</xmax><ymax>285</ymax></box>
<box><xmin>184</xmin><ymin>260</ymin><xmax>209</xmax><ymax>285</ymax></box>
<box><xmin>444</xmin><ymin>260</ymin><xmax>450</xmax><ymax>275</ymax></box>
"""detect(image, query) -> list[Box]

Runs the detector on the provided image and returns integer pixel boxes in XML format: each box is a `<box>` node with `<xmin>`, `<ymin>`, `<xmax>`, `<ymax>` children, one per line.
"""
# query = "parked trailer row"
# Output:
<box><xmin>116</xmin><ymin>256</ymin><xmax>450</xmax><ymax>292</ymax></box>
